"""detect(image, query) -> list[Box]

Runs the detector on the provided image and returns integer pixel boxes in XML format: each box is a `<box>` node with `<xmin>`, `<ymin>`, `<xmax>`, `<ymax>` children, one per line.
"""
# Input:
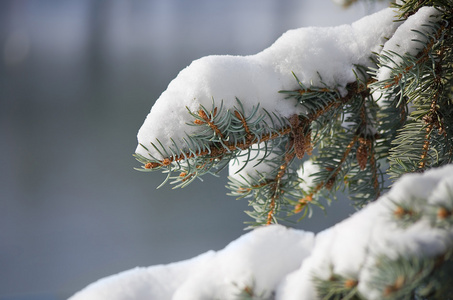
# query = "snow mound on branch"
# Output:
<box><xmin>377</xmin><ymin>6</ymin><xmax>442</xmax><ymax>81</ymax></box>
<box><xmin>136</xmin><ymin>8</ymin><xmax>401</xmax><ymax>160</ymax></box>
<box><xmin>69</xmin><ymin>225</ymin><xmax>315</xmax><ymax>300</ymax></box>
<box><xmin>71</xmin><ymin>165</ymin><xmax>453</xmax><ymax>300</ymax></box>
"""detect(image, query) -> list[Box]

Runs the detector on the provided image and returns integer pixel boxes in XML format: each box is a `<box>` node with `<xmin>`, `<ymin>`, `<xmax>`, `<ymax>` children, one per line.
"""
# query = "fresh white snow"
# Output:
<box><xmin>71</xmin><ymin>165</ymin><xmax>453</xmax><ymax>299</ymax></box>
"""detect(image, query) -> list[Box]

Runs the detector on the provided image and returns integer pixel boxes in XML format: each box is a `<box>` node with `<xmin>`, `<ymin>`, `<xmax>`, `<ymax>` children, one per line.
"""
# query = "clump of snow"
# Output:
<box><xmin>376</xmin><ymin>6</ymin><xmax>441</xmax><ymax>81</ymax></box>
<box><xmin>70</xmin><ymin>225</ymin><xmax>314</xmax><ymax>300</ymax></box>
<box><xmin>297</xmin><ymin>160</ymin><xmax>321</xmax><ymax>192</ymax></box>
<box><xmin>71</xmin><ymin>165</ymin><xmax>453</xmax><ymax>300</ymax></box>
<box><xmin>136</xmin><ymin>7</ymin><xmax>402</xmax><ymax>160</ymax></box>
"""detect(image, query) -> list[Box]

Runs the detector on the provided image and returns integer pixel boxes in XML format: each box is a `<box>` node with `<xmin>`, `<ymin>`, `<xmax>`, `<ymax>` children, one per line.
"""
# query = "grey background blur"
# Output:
<box><xmin>0</xmin><ymin>0</ymin><xmax>387</xmax><ymax>299</ymax></box>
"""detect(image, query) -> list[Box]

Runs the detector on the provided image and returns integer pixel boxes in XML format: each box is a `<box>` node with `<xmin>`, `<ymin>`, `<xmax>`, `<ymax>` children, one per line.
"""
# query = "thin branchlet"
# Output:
<box><xmin>142</xmin><ymin>81</ymin><xmax>367</xmax><ymax>171</ymax></box>
<box><xmin>266</xmin><ymin>142</ymin><xmax>296</xmax><ymax>225</ymax></box>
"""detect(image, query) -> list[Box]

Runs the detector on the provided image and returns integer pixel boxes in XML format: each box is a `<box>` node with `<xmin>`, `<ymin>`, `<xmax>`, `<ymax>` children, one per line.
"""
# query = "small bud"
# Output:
<box><xmin>198</xmin><ymin>109</ymin><xmax>208</xmax><ymax>119</ymax></box>
<box><xmin>394</xmin><ymin>206</ymin><xmax>405</xmax><ymax>217</ymax></box>
<box><xmin>294</xmin><ymin>204</ymin><xmax>303</xmax><ymax>213</ymax></box>
<box><xmin>437</xmin><ymin>207</ymin><xmax>451</xmax><ymax>219</ymax></box>
<box><xmin>294</xmin><ymin>196</ymin><xmax>311</xmax><ymax>213</ymax></box>
<box><xmin>394</xmin><ymin>206</ymin><xmax>413</xmax><ymax>218</ymax></box>
<box><xmin>344</xmin><ymin>279</ymin><xmax>358</xmax><ymax>289</ymax></box>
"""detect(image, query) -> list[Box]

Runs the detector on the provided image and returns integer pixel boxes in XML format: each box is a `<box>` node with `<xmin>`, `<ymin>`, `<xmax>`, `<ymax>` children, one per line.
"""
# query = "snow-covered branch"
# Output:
<box><xmin>133</xmin><ymin>5</ymin><xmax>445</xmax><ymax>224</ymax></box>
<box><xmin>70</xmin><ymin>165</ymin><xmax>453</xmax><ymax>299</ymax></box>
<box><xmin>135</xmin><ymin>7</ymin><xmax>401</xmax><ymax>161</ymax></box>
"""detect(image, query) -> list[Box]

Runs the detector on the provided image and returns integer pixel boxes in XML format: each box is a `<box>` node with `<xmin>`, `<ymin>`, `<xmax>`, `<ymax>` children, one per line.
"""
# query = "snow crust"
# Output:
<box><xmin>136</xmin><ymin>8</ymin><xmax>401</xmax><ymax>159</ymax></box>
<box><xmin>71</xmin><ymin>165</ymin><xmax>453</xmax><ymax>300</ymax></box>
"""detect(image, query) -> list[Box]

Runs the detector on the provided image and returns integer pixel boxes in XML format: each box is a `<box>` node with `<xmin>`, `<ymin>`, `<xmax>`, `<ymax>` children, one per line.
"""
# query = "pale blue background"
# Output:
<box><xmin>0</xmin><ymin>0</ymin><xmax>387</xmax><ymax>298</ymax></box>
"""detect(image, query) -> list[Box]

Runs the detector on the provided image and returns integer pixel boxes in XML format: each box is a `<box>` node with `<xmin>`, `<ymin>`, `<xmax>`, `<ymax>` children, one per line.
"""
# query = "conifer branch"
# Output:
<box><xmin>139</xmin><ymin>78</ymin><xmax>374</xmax><ymax>174</ymax></box>
<box><xmin>135</xmin><ymin>0</ymin><xmax>452</xmax><ymax>232</ymax></box>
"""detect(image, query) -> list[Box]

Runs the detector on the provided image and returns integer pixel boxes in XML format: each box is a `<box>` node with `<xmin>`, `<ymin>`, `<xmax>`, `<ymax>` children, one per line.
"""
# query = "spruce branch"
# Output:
<box><xmin>135</xmin><ymin>99</ymin><xmax>293</xmax><ymax>189</ymax></box>
<box><xmin>135</xmin><ymin>0</ymin><xmax>452</xmax><ymax>231</ymax></box>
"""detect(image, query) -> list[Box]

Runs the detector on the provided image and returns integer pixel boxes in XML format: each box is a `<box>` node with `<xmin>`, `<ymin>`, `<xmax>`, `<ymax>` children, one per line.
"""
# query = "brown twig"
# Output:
<box><xmin>267</xmin><ymin>144</ymin><xmax>296</xmax><ymax>225</ymax></box>
<box><xmin>144</xmin><ymin>125</ymin><xmax>292</xmax><ymax>169</ymax></box>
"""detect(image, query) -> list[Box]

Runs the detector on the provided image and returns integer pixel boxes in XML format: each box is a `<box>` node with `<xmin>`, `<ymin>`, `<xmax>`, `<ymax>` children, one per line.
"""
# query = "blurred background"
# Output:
<box><xmin>0</xmin><ymin>0</ymin><xmax>388</xmax><ymax>299</ymax></box>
